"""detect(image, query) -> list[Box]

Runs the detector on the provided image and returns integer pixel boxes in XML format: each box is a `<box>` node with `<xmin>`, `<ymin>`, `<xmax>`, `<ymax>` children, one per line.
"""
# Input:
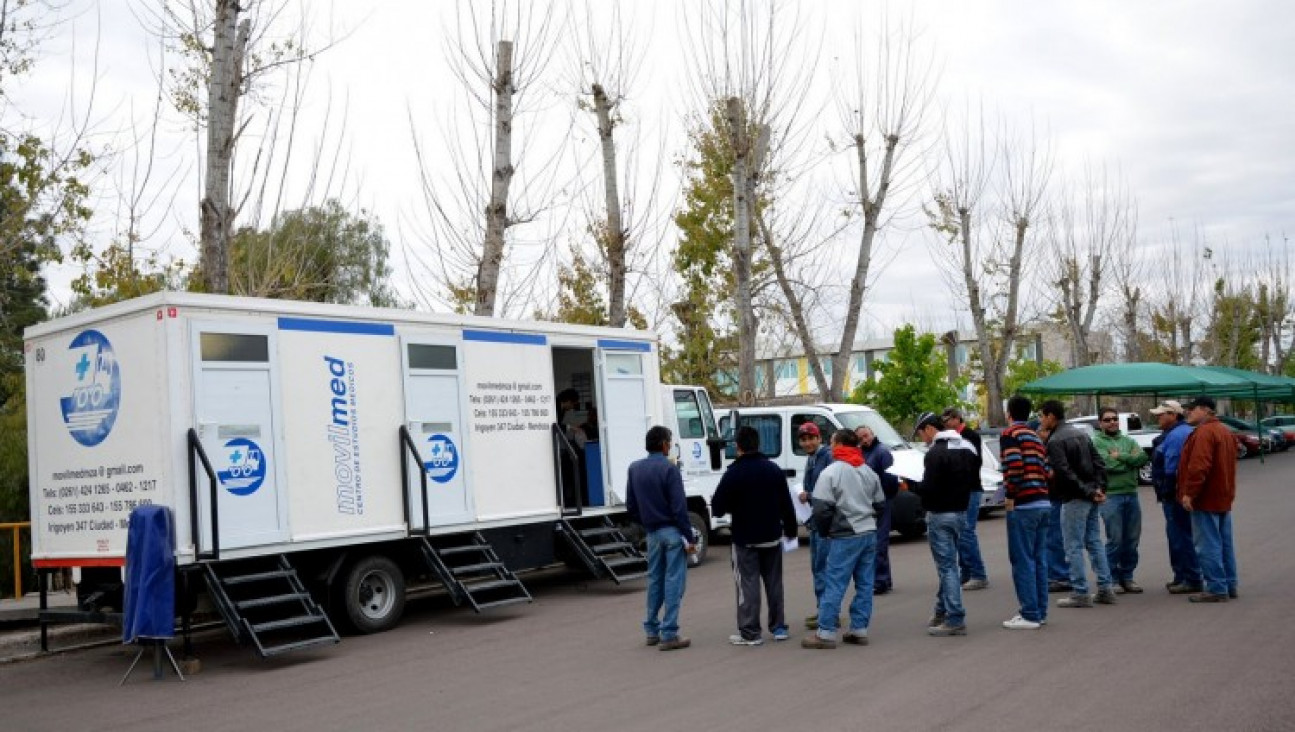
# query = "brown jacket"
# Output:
<box><xmin>1176</xmin><ymin>417</ymin><xmax>1237</xmax><ymax>512</ymax></box>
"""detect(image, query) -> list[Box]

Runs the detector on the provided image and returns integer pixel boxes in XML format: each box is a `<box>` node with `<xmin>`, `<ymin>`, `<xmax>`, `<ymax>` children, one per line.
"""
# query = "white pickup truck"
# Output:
<box><xmin>1069</xmin><ymin>412</ymin><xmax>1157</xmax><ymax>484</ymax></box>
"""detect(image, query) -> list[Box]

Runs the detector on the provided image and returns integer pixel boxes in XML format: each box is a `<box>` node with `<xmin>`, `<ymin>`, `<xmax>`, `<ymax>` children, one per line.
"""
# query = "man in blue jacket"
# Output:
<box><xmin>712</xmin><ymin>426</ymin><xmax>800</xmax><ymax>645</ymax></box>
<box><xmin>1149</xmin><ymin>400</ymin><xmax>1201</xmax><ymax>594</ymax></box>
<box><xmin>858</xmin><ymin>425</ymin><xmax>899</xmax><ymax>593</ymax></box>
<box><xmin>796</xmin><ymin>422</ymin><xmax>833</xmax><ymax>629</ymax></box>
<box><xmin>626</xmin><ymin>425</ymin><xmax>696</xmax><ymax>651</ymax></box>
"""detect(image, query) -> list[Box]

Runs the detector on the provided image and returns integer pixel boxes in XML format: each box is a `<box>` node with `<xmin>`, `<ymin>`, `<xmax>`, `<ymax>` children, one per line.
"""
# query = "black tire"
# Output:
<box><xmin>687</xmin><ymin>511</ymin><xmax>709</xmax><ymax>566</ymax></box>
<box><xmin>336</xmin><ymin>555</ymin><xmax>406</xmax><ymax>635</ymax></box>
<box><xmin>892</xmin><ymin>492</ymin><xmax>926</xmax><ymax>539</ymax></box>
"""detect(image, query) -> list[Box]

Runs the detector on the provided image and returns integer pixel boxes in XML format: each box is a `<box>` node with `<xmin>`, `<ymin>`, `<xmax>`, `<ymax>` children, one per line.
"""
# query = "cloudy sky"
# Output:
<box><xmin>18</xmin><ymin>0</ymin><xmax>1295</xmax><ymax>344</ymax></box>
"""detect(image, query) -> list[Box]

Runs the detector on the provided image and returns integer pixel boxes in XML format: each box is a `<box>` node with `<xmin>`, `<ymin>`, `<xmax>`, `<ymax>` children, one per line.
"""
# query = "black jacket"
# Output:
<box><xmin>1046</xmin><ymin>422</ymin><xmax>1108</xmax><ymax>502</ymax></box>
<box><xmin>710</xmin><ymin>451</ymin><xmax>799</xmax><ymax>546</ymax></box>
<box><xmin>912</xmin><ymin>432</ymin><xmax>979</xmax><ymax>513</ymax></box>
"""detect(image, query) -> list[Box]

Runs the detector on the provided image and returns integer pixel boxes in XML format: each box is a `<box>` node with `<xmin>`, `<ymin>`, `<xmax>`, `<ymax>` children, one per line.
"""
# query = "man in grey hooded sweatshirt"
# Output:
<box><xmin>802</xmin><ymin>428</ymin><xmax>886</xmax><ymax>649</ymax></box>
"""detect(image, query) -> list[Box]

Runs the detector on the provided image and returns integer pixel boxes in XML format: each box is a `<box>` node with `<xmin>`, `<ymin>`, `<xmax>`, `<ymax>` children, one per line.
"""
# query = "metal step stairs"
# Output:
<box><xmin>557</xmin><ymin>516</ymin><xmax>648</xmax><ymax>584</ymax></box>
<box><xmin>201</xmin><ymin>555</ymin><xmax>340</xmax><ymax>658</ymax></box>
<box><xmin>417</xmin><ymin>534</ymin><xmax>532</xmax><ymax>612</ymax></box>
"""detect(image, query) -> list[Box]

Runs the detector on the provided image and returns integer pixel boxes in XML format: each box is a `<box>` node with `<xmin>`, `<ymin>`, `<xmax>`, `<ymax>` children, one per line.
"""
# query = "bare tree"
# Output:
<box><xmin>930</xmin><ymin>110</ymin><xmax>1053</xmax><ymax>426</ymax></box>
<box><xmin>1047</xmin><ymin>164</ymin><xmax>1135</xmax><ymax>367</ymax></box>
<box><xmin>409</xmin><ymin>0</ymin><xmax>565</xmax><ymax>317</ymax></box>
<box><xmin>827</xmin><ymin>15</ymin><xmax>937</xmax><ymax>401</ymax></box>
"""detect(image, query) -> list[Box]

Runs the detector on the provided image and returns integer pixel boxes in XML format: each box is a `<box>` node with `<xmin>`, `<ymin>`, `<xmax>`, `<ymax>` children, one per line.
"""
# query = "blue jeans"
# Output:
<box><xmin>1191</xmin><ymin>511</ymin><xmax>1237</xmax><ymax>596</ymax></box>
<box><xmin>809</xmin><ymin>528</ymin><xmax>829</xmax><ymax>604</ymax></box>
<box><xmin>1100</xmin><ymin>493</ymin><xmax>1142</xmax><ymax>583</ymax></box>
<box><xmin>816</xmin><ymin>532</ymin><xmax>877</xmax><ymax>639</ymax></box>
<box><xmin>643</xmin><ymin>527</ymin><xmax>688</xmax><ymax>640</ymax></box>
<box><xmin>1161</xmin><ymin>500</ymin><xmax>1201</xmax><ymax>585</ymax></box>
<box><xmin>1007</xmin><ymin>507</ymin><xmax>1050</xmax><ymax>623</ymax></box>
<box><xmin>1061</xmin><ymin>500</ymin><xmax>1113</xmax><ymax>594</ymax></box>
<box><xmin>926</xmin><ymin>512</ymin><xmax>966</xmax><ymax>626</ymax></box>
<box><xmin>1047</xmin><ymin>502</ymin><xmax>1069</xmax><ymax>582</ymax></box>
<box><xmin>959</xmin><ymin>491</ymin><xmax>987</xmax><ymax>583</ymax></box>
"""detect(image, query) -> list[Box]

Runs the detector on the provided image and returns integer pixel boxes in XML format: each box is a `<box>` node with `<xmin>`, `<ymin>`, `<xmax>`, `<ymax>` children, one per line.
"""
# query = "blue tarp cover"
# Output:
<box><xmin>121</xmin><ymin>505</ymin><xmax>176</xmax><ymax>642</ymax></box>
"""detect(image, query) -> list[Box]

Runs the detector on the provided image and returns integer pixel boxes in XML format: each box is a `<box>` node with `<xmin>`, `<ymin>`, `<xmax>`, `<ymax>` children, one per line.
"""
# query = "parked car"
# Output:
<box><xmin>1217</xmin><ymin>416</ymin><xmax>1282</xmax><ymax>453</ymax></box>
<box><xmin>1226</xmin><ymin>426</ymin><xmax>1263</xmax><ymax>459</ymax></box>
<box><xmin>1260</xmin><ymin>415</ymin><xmax>1295</xmax><ymax>446</ymax></box>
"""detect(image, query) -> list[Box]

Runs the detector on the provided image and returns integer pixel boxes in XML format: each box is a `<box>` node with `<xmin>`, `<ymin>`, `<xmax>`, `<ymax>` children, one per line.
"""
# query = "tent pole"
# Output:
<box><xmin>1255</xmin><ymin>385</ymin><xmax>1265</xmax><ymax>464</ymax></box>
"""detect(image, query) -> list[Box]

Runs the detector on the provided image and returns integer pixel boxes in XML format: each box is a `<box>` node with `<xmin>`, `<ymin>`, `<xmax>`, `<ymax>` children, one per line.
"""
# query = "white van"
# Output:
<box><xmin>718</xmin><ymin>404</ymin><xmax>931</xmax><ymax>538</ymax></box>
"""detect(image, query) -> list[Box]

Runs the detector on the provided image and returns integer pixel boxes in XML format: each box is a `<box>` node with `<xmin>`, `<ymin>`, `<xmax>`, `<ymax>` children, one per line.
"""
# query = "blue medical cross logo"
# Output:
<box><xmin>230</xmin><ymin>448</ymin><xmax>243</xmax><ymax>463</ymax></box>
<box><xmin>75</xmin><ymin>353</ymin><xmax>91</xmax><ymax>381</ymax></box>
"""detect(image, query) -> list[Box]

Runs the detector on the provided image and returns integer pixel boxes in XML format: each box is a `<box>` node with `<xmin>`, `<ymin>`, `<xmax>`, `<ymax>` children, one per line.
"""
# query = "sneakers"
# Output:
<box><xmin>927</xmin><ymin>612</ymin><xmax>947</xmax><ymax>628</ymax></box>
<box><xmin>658</xmin><ymin>637</ymin><xmax>692</xmax><ymax>651</ymax></box>
<box><xmin>1057</xmin><ymin>594</ymin><xmax>1093</xmax><ymax>608</ymax></box>
<box><xmin>842</xmin><ymin>631</ymin><xmax>870</xmax><ymax>645</ymax></box>
<box><xmin>1002</xmin><ymin>614</ymin><xmax>1042</xmax><ymax>630</ymax></box>
<box><xmin>961</xmin><ymin>578</ymin><xmax>989</xmax><ymax>591</ymax></box>
<box><xmin>1094</xmin><ymin>588</ymin><xmax>1119</xmax><ymax>605</ymax></box>
<box><xmin>1188</xmin><ymin>592</ymin><xmax>1228</xmax><ymax>603</ymax></box>
<box><xmin>1166</xmin><ymin>582</ymin><xmax>1203</xmax><ymax>595</ymax></box>
<box><xmin>772</xmin><ymin>626</ymin><xmax>790</xmax><ymax>642</ymax></box>
<box><xmin>728</xmin><ymin>634</ymin><xmax>764</xmax><ymax>646</ymax></box>
<box><xmin>801</xmin><ymin>634</ymin><xmax>837</xmax><ymax>649</ymax></box>
<box><xmin>1048</xmin><ymin>580</ymin><xmax>1073</xmax><ymax>593</ymax></box>
<box><xmin>645</xmin><ymin>636</ymin><xmax>660</xmax><ymax>646</ymax></box>
<box><xmin>1120</xmin><ymin>580</ymin><xmax>1144</xmax><ymax>594</ymax></box>
<box><xmin>927</xmin><ymin>622</ymin><xmax>967</xmax><ymax>637</ymax></box>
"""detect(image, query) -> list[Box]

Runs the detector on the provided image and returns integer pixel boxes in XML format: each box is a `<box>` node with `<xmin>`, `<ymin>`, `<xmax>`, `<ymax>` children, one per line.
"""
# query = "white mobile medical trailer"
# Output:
<box><xmin>25</xmin><ymin>292</ymin><xmax>726</xmax><ymax>656</ymax></box>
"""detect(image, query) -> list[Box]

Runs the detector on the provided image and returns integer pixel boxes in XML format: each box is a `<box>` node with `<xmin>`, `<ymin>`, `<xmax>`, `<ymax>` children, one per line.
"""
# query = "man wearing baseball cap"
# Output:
<box><xmin>1177</xmin><ymin>396</ymin><xmax>1239</xmax><ymax>602</ymax></box>
<box><xmin>796</xmin><ymin>422</ymin><xmax>833</xmax><ymax>629</ymax></box>
<box><xmin>1149</xmin><ymin>400</ymin><xmax>1201</xmax><ymax>593</ymax></box>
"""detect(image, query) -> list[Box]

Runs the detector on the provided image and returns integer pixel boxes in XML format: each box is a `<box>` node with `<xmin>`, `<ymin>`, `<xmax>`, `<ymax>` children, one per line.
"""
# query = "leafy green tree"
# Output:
<box><xmin>227</xmin><ymin>200</ymin><xmax>401</xmax><ymax>306</ymax></box>
<box><xmin>1003</xmin><ymin>357</ymin><xmax>1065</xmax><ymax>400</ymax></box>
<box><xmin>848</xmin><ymin>324</ymin><xmax>965</xmax><ymax>433</ymax></box>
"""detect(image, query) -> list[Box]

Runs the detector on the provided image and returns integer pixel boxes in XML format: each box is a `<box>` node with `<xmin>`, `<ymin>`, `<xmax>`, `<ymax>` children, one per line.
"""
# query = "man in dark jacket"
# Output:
<box><xmin>858</xmin><ymin>426</ymin><xmax>899</xmax><ymax>593</ymax></box>
<box><xmin>943</xmin><ymin>407</ymin><xmax>989</xmax><ymax>591</ymax></box>
<box><xmin>1150</xmin><ymin>400</ymin><xmax>1201</xmax><ymax>593</ymax></box>
<box><xmin>796</xmin><ymin>422</ymin><xmax>833</xmax><ymax>629</ymax></box>
<box><xmin>1039</xmin><ymin>400</ymin><xmax>1115</xmax><ymax>609</ymax></box>
<box><xmin>626</xmin><ymin>425</ymin><xmax>695</xmax><ymax>651</ymax></box>
<box><xmin>1177</xmin><ymin>395</ymin><xmax>1239</xmax><ymax>603</ymax></box>
<box><xmin>912</xmin><ymin>411</ymin><xmax>979</xmax><ymax>636</ymax></box>
<box><xmin>712</xmin><ymin>426</ymin><xmax>800</xmax><ymax>644</ymax></box>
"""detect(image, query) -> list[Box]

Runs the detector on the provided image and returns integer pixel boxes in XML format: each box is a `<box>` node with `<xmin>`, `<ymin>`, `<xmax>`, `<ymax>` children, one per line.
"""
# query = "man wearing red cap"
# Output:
<box><xmin>796</xmin><ymin>422</ymin><xmax>833</xmax><ymax>629</ymax></box>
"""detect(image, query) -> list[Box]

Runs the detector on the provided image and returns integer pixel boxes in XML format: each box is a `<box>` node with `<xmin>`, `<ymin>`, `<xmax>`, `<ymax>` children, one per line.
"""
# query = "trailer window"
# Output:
<box><xmin>408</xmin><ymin>344</ymin><xmax>457</xmax><ymax>370</ymax></box>
<box><xmin>605</xmin><ymin>353</ymin><xmax>643</xmax><ymax>375</ymax></box>
<box><xmin>200</xmin><ymin>333</ymin><xmax>269</xmax><ymax>362</ymax></box>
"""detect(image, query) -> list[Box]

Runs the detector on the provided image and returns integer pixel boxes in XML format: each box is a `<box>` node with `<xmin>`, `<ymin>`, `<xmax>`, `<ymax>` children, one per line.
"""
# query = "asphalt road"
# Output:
<box><xmin>3</xmin><ymin>457</ymin><xmax>1293</xmax><ymax>732</ymax></box>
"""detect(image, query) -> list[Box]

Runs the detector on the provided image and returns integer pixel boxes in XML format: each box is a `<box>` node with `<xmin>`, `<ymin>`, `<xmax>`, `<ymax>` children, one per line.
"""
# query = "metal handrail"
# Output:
<box><xmin>1</xmin><ymin>521</ymin><xmax>30</xmax><ymax>599</ymax></box>
<box><xmin>399</xmin><ymin>425</ymin><xmax>430</xmax><ymax>535</ymax></box>
<box><xmin>551</xmin><ymin>424</ymin><xmax>582</xmax><ymax>514</ymax></box>
<box><xmin>187</xmin><ymin>428</ymin><xmax>221</xmax><ymax>560</ymax></box>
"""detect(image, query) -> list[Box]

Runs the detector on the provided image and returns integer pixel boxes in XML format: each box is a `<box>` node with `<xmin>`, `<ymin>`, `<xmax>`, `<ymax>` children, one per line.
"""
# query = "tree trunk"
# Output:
<box><xmin>199</xmin><ymin>0</ymin><xmax>247</xmax><ymax>295</ymax></box>
<box><xmin>591</xmin><ymin>84</ymin><xmax>627</xmax><ymax>327</ymax></box>
<box><xmin>1121</xmin><ymin>284</ymin><xmax>1142</xmax><ymax>362</ymax></box>
<box><xmin>832</xmin><ymin>133</ymin><xmax>898</xmax><ymax>401</ymax></box>
<box><xmin>958</xmin><ymin>208</ymin><xmax>1002</xmax><ymax>425</ymax></box>
<box><xmin>727</xmin><ymin>97</ymin><xmax>756</xmax><ymax>404</ymax></box>
<box><xmin>755</xmin><ymin>211</ymin><xmax>828</xmax><ymax>398</ymax></box>
<box><xmin>476</xmin><ymin>40</ymin><xmax>515</xmax><ymax>317</ymax></box>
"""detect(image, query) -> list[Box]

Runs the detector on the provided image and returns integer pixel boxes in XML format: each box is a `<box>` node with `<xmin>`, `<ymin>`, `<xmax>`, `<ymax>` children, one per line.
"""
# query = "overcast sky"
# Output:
<box><xmin>19</xmin><ymin>0</ymin><xmax>1295</xmax><ymax>344</ymax></box>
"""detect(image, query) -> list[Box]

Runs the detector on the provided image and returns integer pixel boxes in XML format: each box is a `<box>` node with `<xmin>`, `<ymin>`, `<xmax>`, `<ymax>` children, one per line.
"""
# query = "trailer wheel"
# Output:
<box><xmin>687</xmin><ymin>512</ymin><xmax>709</xmax><ymax>566</ymax></box>
<box><xmin>338</xmin><ymin>555</ymin><xmax>406</xmax><ymax>634</ymax></box>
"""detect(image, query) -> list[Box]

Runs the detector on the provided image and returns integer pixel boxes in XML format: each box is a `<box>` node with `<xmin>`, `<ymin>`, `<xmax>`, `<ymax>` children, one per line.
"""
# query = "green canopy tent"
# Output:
<box><xmin>1022</xmin><ymin>362</ymin><xmax>1295</xmax><ymax>459</ymax></box>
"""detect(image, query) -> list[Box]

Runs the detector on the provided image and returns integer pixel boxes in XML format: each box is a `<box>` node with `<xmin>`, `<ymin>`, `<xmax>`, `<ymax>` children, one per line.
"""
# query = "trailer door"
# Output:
<box><xmin>402</xmin><ymin>339</ymin><xmax>472</xmax><ymax>528</ymax></box>
<box><xmin>192</xmin><ymin>326</ymin><xmax>288</xmax><ymax>550</ymax></box>
<box><xmin>596</xmin><ymin>345</ymin><xmax>651</xmax><ymax>505</ymax></box>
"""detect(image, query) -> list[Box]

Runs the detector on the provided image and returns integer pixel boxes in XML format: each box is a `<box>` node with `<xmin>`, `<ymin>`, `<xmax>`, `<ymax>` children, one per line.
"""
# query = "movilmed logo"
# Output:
<box><xmin>59</xmin><ymin>329</ymin><xmax>121</xmax><ymax>447</ymax></box>
<box><xmin>423</xmin><ymin>433</ymin><xmax>460</xmax><ymax>484</ymax></box>
<box><xmin>217</xmin><ymin>438</ymin><xmax>268</xmax><ymax>496</ymax></box>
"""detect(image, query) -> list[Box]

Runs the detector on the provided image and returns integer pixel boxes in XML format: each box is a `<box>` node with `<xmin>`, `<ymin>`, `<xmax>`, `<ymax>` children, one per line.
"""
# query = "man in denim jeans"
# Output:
<box><xmin>1039</xmin><ymin>400</ymin><xmax>1116</xmax><ymax>609</ymax></box>
<box><xmin>1177</xmin><ymin>396</ymin><xmax>1239</xmax><ymax>603</ymax></box>
<box><xmin>1000</xmin><ymin>396</ymin><xmax>1054</xmax><ymax>629</ymax></box>
<box><xmin>626</xmin><ymin>425</ymin><xmax>696</xmax><ymax>650</ymax></box>
<box><xmin>942</xmin><ymin>408</ymin><xmax>989</xmax><ymax>591</ymax></box>
<box><xmin>1092</xmin><ymin>407</ymin><xmax>1150</xmax><ymax>593</ymax></box>
<box><xmin>911</xmin><ymin>412</ymin><xmax>979</xmax><ymax>636</ymax></box>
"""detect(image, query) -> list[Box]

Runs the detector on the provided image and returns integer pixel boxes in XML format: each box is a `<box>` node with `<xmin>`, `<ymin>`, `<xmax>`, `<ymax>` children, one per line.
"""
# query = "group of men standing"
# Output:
<box><xmin>624</xmin><ymin>392</ymin><xmax>1239</xmax><ymax>651</ymax></box>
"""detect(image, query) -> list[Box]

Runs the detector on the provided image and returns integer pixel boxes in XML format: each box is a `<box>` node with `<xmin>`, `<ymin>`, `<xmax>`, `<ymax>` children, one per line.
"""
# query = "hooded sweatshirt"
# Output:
<box><xmin>810</xmin><ymin>447</ymin><xmax>885</xmax><ymax>538</ymax></box>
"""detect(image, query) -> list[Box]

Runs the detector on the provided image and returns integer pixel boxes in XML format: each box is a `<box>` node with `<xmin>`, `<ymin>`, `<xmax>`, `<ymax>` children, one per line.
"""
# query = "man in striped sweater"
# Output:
<box><xmin>999</xmin><ymin>396</ymin><xmax>1054</xmax><ymax>629</ymax></box>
